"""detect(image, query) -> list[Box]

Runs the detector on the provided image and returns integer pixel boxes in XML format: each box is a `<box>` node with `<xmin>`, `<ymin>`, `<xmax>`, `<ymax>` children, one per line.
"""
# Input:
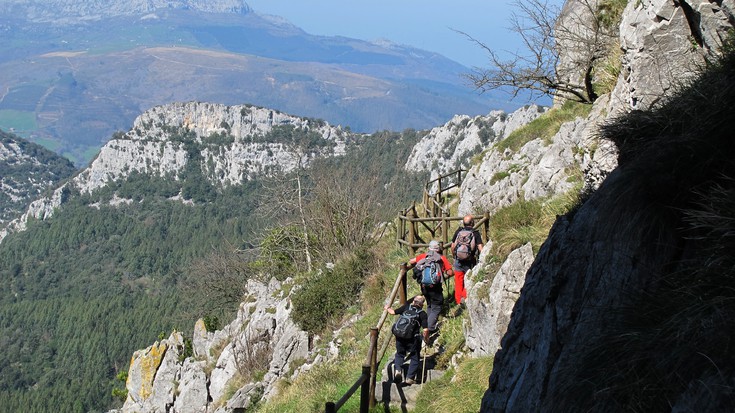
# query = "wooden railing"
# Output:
<box><xmin>398</xmin><ymin>210</ymin><xmax>490</xmax><ymax>256</ymax></box>
<box><xmin>397</xmin><ymin>168</ymin><xmax>489</xmax><ymax>256</ymax></box>
<box><xmin>325</xmin><ymin>265</ymin><xmax>410</xmax><ymax>412</ymax></box>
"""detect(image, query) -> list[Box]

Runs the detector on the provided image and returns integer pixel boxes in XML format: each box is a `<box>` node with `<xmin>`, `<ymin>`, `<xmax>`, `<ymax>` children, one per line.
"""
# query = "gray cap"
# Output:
<box><xmin>428</xmin><ymin>240</ymin><xmax>440</xmax><ymax>251</ymax></box>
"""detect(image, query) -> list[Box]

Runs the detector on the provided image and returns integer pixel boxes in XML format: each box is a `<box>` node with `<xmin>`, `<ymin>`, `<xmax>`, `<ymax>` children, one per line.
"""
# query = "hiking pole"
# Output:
<box><xmin>421</xmin><ymin>337</ymin><xmax>427</xmax><ymax>389</ymax></box>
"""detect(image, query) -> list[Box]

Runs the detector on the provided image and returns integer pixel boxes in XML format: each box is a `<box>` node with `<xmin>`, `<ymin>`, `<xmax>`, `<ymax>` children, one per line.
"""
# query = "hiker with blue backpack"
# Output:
<box><xmin>450</xmin><ymin>215</ymin><xmax>484</xmax><ymax>307</ymax></box>
<box><xmin>385</xmin><ymin>295</ymin><xmax>429</xmax><ymax>385</ymax></box>
<box><xmin>407</xmin><ymin>240</ymin><xmax>453</xmax><ymax>340</ymax></box>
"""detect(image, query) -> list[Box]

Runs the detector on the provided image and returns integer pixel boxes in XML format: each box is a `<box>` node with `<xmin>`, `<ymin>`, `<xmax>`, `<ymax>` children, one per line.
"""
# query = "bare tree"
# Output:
<box><xmin>256</xmin><ymin>144</ymin><xmax>316</xmax><ymax>273</ymax></box>
<box><xmin>462</xmin><ymin>0</ymin><xmax>620</xmax><ymax>104</ymax></box>
<box><xmin>181</xmin><ymin>243</ymin><xmax>253</xmax><ymax>320</ymax></box>
<box><xmin>305</xmin><ymin>167</ymin><xmax>383</xmax><ymax>262</ymax></box>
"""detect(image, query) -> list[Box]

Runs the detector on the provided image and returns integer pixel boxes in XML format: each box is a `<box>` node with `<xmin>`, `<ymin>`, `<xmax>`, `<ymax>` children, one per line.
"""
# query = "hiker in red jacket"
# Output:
<box><xmin>408</xmin><ymin>240</ymin><xmax>453</xmax><ymax>337</ymax></box>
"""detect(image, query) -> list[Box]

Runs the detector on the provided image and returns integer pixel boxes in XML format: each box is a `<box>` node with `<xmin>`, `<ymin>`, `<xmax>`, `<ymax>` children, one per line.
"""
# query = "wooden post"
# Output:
<box><xmin>368</xmin><ymin>328</ymin><xmax>379</xmax><ymax>409</ymax></box>
<box><xmin>408</xmin><ymin>207</ymin><xmax>417</xmax><ymax>256</ymax></box>
<box><xmin>399</xmin><ymin>264</ymin><xmax>408</xmax><ymax>305</ymax></box>
<box><xmin>483</xmin><ymin>212</ymin><xmax>490</xmax><ymax>243</ymax></box>
<box><xmin>442</xmin><ymin>215</ymin><xmax>449</xmax><ymax>248</ymax></box>
<box><xmin>359</xmin><ymin>365</ymin><xmax>371</xmax><ymax>413</ymax></box>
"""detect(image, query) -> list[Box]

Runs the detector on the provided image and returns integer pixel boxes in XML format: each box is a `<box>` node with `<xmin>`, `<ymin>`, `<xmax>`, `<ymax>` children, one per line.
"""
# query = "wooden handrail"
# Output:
<box><xmin>325</xmin><ymin>267</ymin><xmax>408</xmax><ymax>412</ymax></box>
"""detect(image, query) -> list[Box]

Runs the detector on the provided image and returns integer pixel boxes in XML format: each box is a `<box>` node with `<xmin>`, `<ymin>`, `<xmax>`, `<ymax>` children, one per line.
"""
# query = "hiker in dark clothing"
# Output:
<box><xmin>385</xmin><ymin>295</ymin><xmax>429</xmax><ymax>385</ymax></box>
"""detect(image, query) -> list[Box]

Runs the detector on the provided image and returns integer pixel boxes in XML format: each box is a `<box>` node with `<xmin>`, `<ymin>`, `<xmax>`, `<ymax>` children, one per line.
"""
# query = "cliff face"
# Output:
<box><xmin>0</xmin><ymin>131</ymin><xmax>76</xmax><ymax>225</ymax></box>
<box><xmin>479</xmin><ymin>1</ymin><xmax>735</xmax><ymax>411</ymax></box>
<box><xmin>0</xmin><ymin>102</ymin><xmax>348</xmax><ymax>243</ymax></box>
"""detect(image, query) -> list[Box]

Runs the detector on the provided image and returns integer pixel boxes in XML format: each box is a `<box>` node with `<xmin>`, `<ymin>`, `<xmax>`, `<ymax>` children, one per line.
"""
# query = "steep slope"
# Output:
<box><xmin>478</xmin><ymin>0</ymin><xmax>735</xmax><ymax>411</ymax></box>
<box><xmin>0</xmin><ymin>130</ymin><xmax>76</xmax><ymax>225</ymax></box>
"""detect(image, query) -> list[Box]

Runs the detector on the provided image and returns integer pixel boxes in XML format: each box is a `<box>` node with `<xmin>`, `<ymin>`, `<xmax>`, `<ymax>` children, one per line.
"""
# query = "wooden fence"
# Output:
<box><xmin>397</xmin><ymin>168</ymin><xmax>489</xmax><ymax>255</ymax></box>
<box><xmin>325</xmin><ymin>265</ymin><xmax>410</xmax><ymax>412</ymax></box>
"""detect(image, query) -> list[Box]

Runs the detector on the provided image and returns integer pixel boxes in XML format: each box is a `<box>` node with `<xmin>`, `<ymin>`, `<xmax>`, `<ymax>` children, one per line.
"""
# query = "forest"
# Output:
<box><xmin>0</xmin><ymin>126</ymin><xmax>427</xmax><ymax>412</ymax></box>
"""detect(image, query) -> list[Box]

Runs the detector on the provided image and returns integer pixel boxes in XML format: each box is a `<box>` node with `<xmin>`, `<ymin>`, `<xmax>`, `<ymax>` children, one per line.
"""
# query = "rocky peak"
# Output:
<box><xmin>0</xmin><ymin>0</ymin><xmax>252</xmax><ymax>23</ymax></box>
<box><xmin>404</xmin><ymin>105</ymin><xmax>548</xmax><ymax>177</ymax></box>
<box><xmin>0</xmin><ymin>101</ymin><xmax>349</xmax><ymax>244</ymax></box>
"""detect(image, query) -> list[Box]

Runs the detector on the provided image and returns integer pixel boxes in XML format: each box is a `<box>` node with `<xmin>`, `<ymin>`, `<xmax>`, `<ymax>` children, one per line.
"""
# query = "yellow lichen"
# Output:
<box><xmin>138</xmin><ymin>341</ymin><xmax>168</xmax><ymax>400</ymax></box>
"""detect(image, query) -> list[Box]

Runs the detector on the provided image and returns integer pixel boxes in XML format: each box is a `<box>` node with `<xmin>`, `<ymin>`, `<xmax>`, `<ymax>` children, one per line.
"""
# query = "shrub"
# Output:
<box><xmin>291</xmin><ymin>249</ymin><xmax>376</xmax><ymax>334</ymax></box>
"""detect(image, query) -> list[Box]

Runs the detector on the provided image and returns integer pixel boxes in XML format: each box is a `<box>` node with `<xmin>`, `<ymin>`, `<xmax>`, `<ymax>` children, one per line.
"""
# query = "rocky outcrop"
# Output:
<box><xmin>0</xmin><ymin>132</ymin><xmax>76</xmax><ymax>226</ymax></box>
<box><xmin>0</xmin><ymin>102</ymin><xmax>349</xmax><ymax>243</ymax></box>
<box><xmin>76</xmin><ymin>102</ymin><xmax>347</xmax><ymax>194</ymax></box>
<box><xmin>458</xmin><ymin>95</ymin><xmax>616</xmax><ymax>216</ymax></box>
<box><xmin>610</xmin><ymin>0</ymin><xmax>735</xmax><ymax>112</ymax></box>
<box><xmin>118</xmin><ymin>278</ymin><xmax>310</xmax><ymax>413</ymax></box>
<box><xmin>464</xmin><ymin>243</ymin><xmax>535</xmax><ymax>357</ymax></box>
<box><xmin>0</xmin><ymin>0</ymin><xmax>251</xmax><ymax>23</ymax></box>
<box><xmin>404</xmin><ymin>105</ymin><xmax>547</xmax><ymax>177</ymax></box>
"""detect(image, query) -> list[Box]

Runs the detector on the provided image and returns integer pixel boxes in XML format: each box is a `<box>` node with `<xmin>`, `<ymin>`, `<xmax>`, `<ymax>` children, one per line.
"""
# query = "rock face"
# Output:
<box><xmin>119</xmin><ymin>278</ymin><xmax>309</xmax><ymax>413</ymax></box>
<box><xmin>464</xmin><ymin>243</ymin><xmax>535</xmax><ymax>357</ymax></box>
<box><xmin>0</xmin><ymin>101</ymin><xmax>349</xmax><ymax>243</ymax></box>
<box><xmin>610</xmin><ymin>0</ymin><xmax>735</xmax><ymax>112</ymax></box>
<box><xmin>478</xmin><ymin>1</ymin><xmax>735</xmax><ymax>411</ymax></box>
<box><xmin>459</xmin><ymin>96</ymin><xmax>616</xmax><ymax>216</ymax></box>
<box><xmin>405</xmin><ymin>105</ymin><xmax>547</xmax><ymax>177</ymax></box>
<box><xmin>0</xmin><ymin>131</ymin><xmax>76</xmax><ymax>226</ymax></box>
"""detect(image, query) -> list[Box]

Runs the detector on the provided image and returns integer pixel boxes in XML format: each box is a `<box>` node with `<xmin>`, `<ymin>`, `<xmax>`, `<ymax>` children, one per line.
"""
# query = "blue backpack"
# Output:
<box><xmin>415</xmin><ymin>251</ymin><xmax>443</xmax><ymax>286</ymax></box>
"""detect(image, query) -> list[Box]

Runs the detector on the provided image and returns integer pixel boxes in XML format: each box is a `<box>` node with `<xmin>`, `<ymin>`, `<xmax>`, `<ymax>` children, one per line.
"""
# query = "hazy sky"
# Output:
<box><xmin>244</xmin><ymin>0</ymin><xmax>565</xmax><ymax>68</ymax></box>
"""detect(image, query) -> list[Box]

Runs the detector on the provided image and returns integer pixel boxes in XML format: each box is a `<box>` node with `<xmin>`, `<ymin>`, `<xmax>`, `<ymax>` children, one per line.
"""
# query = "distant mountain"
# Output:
<box><xmin>0</xmin><ymin>130</ymin><xmax>76</xmax><ymax>225</ymax></box>
<box><xmin>0</xmin><ymin>1</ymin><xmax>511</xmax><ymax>166</ymax></box>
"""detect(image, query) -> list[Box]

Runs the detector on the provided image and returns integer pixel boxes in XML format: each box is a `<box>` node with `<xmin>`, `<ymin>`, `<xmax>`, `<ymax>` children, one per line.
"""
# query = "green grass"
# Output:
<box><xmin>495</xmin><ymin>101</ymin><xmax>593</xmax><ymax>153</ymax></box>
<box><xmin>489</xmin><ymin>186</ymin><xmax>583</xmax><ymax>258</ymax></box>
<box><xmin>413</xmin><ymin>357</ymin><xmax>494</xmax><ymax>413</ymax></box>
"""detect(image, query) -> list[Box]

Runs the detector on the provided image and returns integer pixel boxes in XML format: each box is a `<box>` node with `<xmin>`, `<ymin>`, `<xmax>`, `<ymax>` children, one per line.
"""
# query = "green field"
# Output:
<box><xmin>0</xmin><ymin>110</ymin><xmax>37</xmax><ymax>133</ymax></box>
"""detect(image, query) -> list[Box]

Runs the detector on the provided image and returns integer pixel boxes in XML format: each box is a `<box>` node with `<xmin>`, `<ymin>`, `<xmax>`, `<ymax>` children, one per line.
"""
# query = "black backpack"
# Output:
<box><xmin>391</xmin><ymin>305</ymin><xmax>422</xmax><ymax>339</ymax></box>
<box><xmin>414</xmin><ymin>250</ymin><xmax>443</xmax><ymax>286</ymax></box>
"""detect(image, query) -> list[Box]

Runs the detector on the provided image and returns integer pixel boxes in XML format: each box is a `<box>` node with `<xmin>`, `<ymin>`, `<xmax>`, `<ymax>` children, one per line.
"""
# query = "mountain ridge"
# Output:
<box><xmin>0</xmin><ymin>3</ymin><xmax>510</xmax><ymax>166</ymax></box>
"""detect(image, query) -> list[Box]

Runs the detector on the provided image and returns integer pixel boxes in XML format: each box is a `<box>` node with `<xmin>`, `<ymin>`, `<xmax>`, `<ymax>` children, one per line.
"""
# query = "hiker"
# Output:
<box><xmin>407</xmin><ymin>240</ymin><xmax>453</xmax><ymax>336</ymax></box>
<box><xmin>450</xmin><ymin>214</ymin><xmax>484</xmax><ymax>307</ymax></box>
<box><xmin>385</xmin><ymin>295</ymin><xmax>429</xmax><ymax>385</ymax></box>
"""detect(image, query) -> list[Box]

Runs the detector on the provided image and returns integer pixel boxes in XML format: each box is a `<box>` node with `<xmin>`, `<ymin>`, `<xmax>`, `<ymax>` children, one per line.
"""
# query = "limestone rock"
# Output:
<box><xmin>458</xmin><ymin>95</ymin><xmax>614</xmax><ymax>216</ymax></box>
<box><xmin>404</xmin><ymin>105</ymin><xmax>546</xmax><ymax>176</ymax></box>
<box><xmin>118</xmin><ymin>278</ymin><xmax>309</xmax><ymax>413</ymax></box>
<box><xmin>610</xmin><ymin>0</ymin><xmax>735</xmax><ymax>112</ymax></box>
<box><xmin>465</xmin><ymin>243</ymin><xmax>535</xmax><ymax>357</ymax></box>
<box><xmin>173</xmin><ymin>359</ymin><xmax>209</xmax><ymax>413</ymax></box>
<box><xmin>124</xmin><ymin>331</ymin><xmax>184</xmax><ymax>413</ymax></box>
<box><xmin>0</xmin><ymin>102</ymin><xmax>349</xmax><ymax>243</ymax></box>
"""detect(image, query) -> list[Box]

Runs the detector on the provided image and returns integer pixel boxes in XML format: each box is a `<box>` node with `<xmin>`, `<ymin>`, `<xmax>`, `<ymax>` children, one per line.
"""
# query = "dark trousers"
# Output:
<box><xmin>421</xmin><ymin>285</ymin><xmax>444</xmax><ymax>332</ymax></box>
<box><xmin>394</xmin><ymin>336</ymin><xmax>421</xmax><ymax>380</ymax></box>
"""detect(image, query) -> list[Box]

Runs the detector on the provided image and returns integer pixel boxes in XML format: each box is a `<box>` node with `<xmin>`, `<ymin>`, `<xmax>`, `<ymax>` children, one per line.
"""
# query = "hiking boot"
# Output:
<box><xmin>393</xmin><ymin>370</ymin><xmax>402</xmax><ymax>383</ymax></box>
<box><xmin>404</xmin><ymin>378</ymin><xmax>416</xmax><ymax>385</ymax></box>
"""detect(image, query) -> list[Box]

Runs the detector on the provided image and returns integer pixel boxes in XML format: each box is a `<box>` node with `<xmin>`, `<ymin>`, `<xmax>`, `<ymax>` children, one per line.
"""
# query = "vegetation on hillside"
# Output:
<box><xmin>0</xmin><ymin>130</ymin><xmax>77</xmax><ymax>223</ymax></box>
<box><xmin>0</xmin><ymin>126</ymin><xmax>426</xmax><ymax>412</ymax></box>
